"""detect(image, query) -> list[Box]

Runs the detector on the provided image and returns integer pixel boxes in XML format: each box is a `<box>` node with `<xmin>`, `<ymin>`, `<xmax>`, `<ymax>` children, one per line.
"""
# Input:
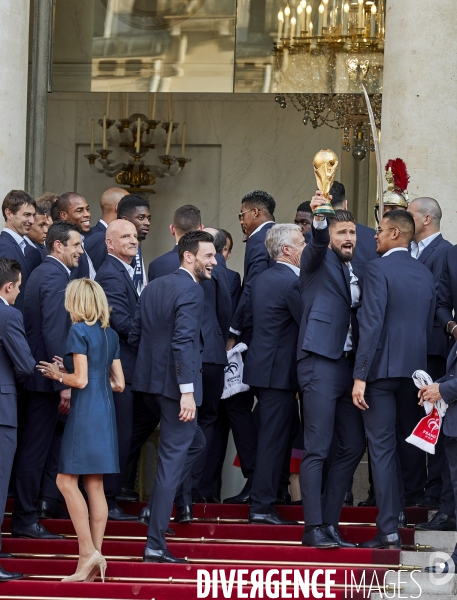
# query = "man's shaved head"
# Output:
<box><xmin>101</xmin><ymin>187</ymin><xmax>129</xmax><ymax>211</ymax></box>
<box><xmin>106</xmin><ymin>219</ymin><xmax>138</xmax><ymax>263</ymax></box>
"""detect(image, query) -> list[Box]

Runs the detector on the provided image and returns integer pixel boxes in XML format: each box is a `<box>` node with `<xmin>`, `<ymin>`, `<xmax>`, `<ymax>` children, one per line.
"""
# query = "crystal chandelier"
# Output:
<box><xmin>85</xmin><ymin>93</ymin><xmax>191</xmax><ymax>193</ymax></box>
<box><xmin>275</xmin><ymin>92</ymin><xmax>382</xmax><ymax>161</ymax></box>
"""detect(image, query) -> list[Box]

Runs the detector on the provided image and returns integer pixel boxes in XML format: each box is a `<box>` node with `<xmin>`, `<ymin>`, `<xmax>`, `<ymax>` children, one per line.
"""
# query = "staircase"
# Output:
<box><xmin>0</xmin><ymin>500</ymin><xmax>453</xmax><ymax>599</ymax></box>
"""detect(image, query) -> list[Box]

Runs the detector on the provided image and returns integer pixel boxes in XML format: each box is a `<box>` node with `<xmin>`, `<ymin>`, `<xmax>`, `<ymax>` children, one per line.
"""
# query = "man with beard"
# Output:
<box><xmin>12</xmin><ymin>223</ymin><xmax>84</xmax><ymax>539</ymax></box>
<box><xmin>129</xmin><ymin>231</ymin><xmax>215</xmax><ymax>563</ymax></box>
<box><xmin>55</xmin><ymin>192</ymin><xmax>96</xmax><ymax>279</ymax></box>
<box><xmin>353</xmin><ymin>210</ymin><xmax>435</xmax><ymax>548</ymax></box>
<box><xmin>298</xmin><ymin>193</ymin><xmax>366</xmax><ymax>548</ymax></box>
<box><xmin>85</xmin><ymin>195</ymin><xmax>150</xmax><ymax>295</ymax></box>
<box><xmin>0</xmin><ymin>191</ymin><xmax>41</xmax><ymax>313</ymax></box>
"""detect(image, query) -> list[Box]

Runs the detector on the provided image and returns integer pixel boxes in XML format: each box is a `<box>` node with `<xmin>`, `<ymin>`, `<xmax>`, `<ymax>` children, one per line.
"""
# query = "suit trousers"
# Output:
<box><xmin>250</xmin><ymin>387</ymin><xmax>296</xmax><ymax>514</ymax></box>
<box><xmin>198</xmin><ymin>399</ymin><xmax>230</xmax><ymax>499</ymax></box>
<box><xmin>224</xmin><ymin>388</ymin><xmax>257</xmax><ymax>484</ymax></box>
<box><xmin>0</xmin><ymin>425</ymin><xmax>16</xmax><ymax>550</ymax></box>
<box><xmin>13</xmin><ymin>391</ymin><xmax>60</xmax><ymax>528</ymax></box>
<box><xmin>363</xmin><ymin>377</ymin><xmax>420</xmax><ymax>535</ymax></box>
<box><xmin>143</xmin><ymin>394</ymin><xmax>199</xmax><ymax>549</ymax></box>
<box><xmin>425</xmin><ymin>355</ymin><xmax>448</xmax><ymax>500</ymax></box>
<box><xmin>191</xmin><ymin>363</ymin><xmax>225</xmax><ymax>490</ymax></box>
<box><xmin>299</xmin><ymin>353</ymin><xmax>365</xmax><ymax>526</ymax></box>
<box><xmin>104</xmin><ymin>383</ymin><xmax>134</xmax><ymax>508</ymax></box>
<box><xmin>123</xmin><ymin>392</ymin><xmax>160</xmax><ymax>491</ymax></box>
<box><xmin>41</xmin><ymin>416</ymin><xmax>66</xmax><ymax>503</ymax></box>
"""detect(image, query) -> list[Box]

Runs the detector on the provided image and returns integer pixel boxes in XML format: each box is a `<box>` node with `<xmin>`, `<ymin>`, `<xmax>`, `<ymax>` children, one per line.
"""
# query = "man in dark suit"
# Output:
<box><xmin>244</xmin><ymin>224</ymin><xmax>304</xmax><ymax>525</ymax></box>
<box><xmin>90</xmin><ymin>187</ymin><xmax>128</xmax><ymax>236</ymax></box>
<box><xmin>0</xmin><ymin>259</ymin><xmax>35</xmax><ymax>581</ymax></box>
<box><xmin>0</xmin><ymin>191</ymin><xmax>42</xmax><ymax>313</ymax></box>
<box><xmin>220</xmin><ymin>229</ymin><xmax>242</xmax><ymax>315</ymax></box>
<box><xmin>298</xmin><ymin>196</ymin><xmax>366</xmax><ymax>548</ymax></box>
<box><xmin>224</xmin><ymin>190</ymin><xmax>276</xmax><ymax>504</ymax></box>
<box><xmin>95</xmin><ymin>220</ymin><xmax>140</xmax><ymax>521</ymax></box>
<box><xmin>86</xmin><ymin>195</ymin><xmax>151</xmax><ymax>290</ymax></box>
<box><xmin>129</xmin><ymin>231</ymin><xmax>216</xmax><ymax>564</ymax></box>
<box><xmin>26</xmin><ymin>205</ymin><xmax>48</xmax><ymax>261</ymax></box>
<box><xmin>353</xmin><ymin>210</ymin><xmax>435</xmax><ymax>549</ymax></box>
<box><xmin>407</xmin><ymin>197</ymin><xmax>452</xmax><ymax>513</ymax></box>
<box><xmin>56</xmin><ymin>192</ymin><xmax>95</xmax><ymax>279</ymax></box>
<box><xmin>148</xmin><ymin>204</ymin><xmax>203</xmax><ymax>282</ymax></box>
<box><xmin>12</xmin><ymin>223</ymin><xmax>84</xmax><ymax>539</ymax></box>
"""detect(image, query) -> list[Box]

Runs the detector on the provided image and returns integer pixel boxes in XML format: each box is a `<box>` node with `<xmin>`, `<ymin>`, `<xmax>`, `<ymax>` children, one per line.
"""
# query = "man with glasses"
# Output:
<box><xmin>224</xmin><ymin>190</ymin><xmax>276</xmax><ymax>504</ymax></box>
<box><xmin>352</xmin><ymin>209</ymin><xmax>435</xmax><ymax>548</ymax></box>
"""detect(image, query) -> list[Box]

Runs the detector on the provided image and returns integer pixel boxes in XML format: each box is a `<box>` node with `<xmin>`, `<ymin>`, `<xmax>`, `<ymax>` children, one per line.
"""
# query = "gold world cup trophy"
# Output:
<box><xmin>312</xmin><ymin>149</ymin><xmax>338</xmax><ymax>217</ymax></box>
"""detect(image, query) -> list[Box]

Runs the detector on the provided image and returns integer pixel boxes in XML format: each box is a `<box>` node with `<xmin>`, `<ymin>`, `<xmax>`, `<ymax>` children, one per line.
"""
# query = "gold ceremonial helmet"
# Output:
<box><xmin>374</xmin><ymin>158</ymin><xmax>410</xmax><ymax>222</ymax></box>
<box><xmin>381</xmin><ymin>168</ymin><xmax>408</xmax><ymax>208</ymax></box>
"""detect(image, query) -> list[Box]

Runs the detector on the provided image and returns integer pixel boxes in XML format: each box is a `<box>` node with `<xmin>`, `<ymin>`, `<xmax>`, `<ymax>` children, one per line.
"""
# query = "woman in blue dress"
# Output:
<box><xmin>38</xmin><ymin>278</ymin><xmax>125</xmax><ymax>583</ymax></box>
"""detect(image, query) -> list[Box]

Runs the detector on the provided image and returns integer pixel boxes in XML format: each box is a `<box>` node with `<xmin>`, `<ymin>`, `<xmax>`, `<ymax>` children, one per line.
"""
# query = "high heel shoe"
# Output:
<box><xmin>61</xmin><ymin>550</ymin><xmax>106</xmax><ymax>583</ymax></box>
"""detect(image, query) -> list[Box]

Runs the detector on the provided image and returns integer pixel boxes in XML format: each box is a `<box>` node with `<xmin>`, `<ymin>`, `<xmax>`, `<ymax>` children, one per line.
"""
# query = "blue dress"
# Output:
<box><xmin>58</xmin><ymin>321</ymin><xmax>120</xmax><ymax>475</ymax></box>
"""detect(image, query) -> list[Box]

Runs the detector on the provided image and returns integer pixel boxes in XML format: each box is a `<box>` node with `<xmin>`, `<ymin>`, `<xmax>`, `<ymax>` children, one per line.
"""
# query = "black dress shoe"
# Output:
<box><xmin>415</xmin><ymin>511</ymin><xmax>456</xmax><ymax>531</ymax></box>
<box><xmin>417</xmin><ymin>495</ymin><xmax>441</xmax><ymax>510</ymax></box>
<box><xmin>248</xmin><ymin>512</ymin><xmax>298</xmax><ymax>526</ymax></box>
<box><xmin>398</xmin><ymin>510</ymin><xmax>408</xmax><ymax>529</ymax></box>
<box><xmin>322</xmin><ymin>524</ymin><xmax>357</xmax><ymax>548</ymax></box>
<box><xmin>191</xmin><ymin>489</ymin><xmax>207</xmax><ymax>504</ymax></box>
<box><xmin>108</xmin><ymin>506</ymin><xmax>138</xmax><ymax>521</ymax></box>
<box><xmin>173</xmin><ymin>505</ymin><xmax>193</xmax><ymax>523</ymax></box>
<box><xmin>12</xmin><ymin>523</ymin><xmax>64</xmax><ymax>539</ymax></box>
<box><xmin>37</xmin><ymin>499</ymin><xmax>70</xmax><ymax>520</ymax></box>
<box><xmin>0</xmin><ymin>566</ymin><xmax>23</xmax><ymax>581</ymax></box>
<box><xmin>223</xmin><ymin>485</ymin><xmax>251</xmax><ymax>504</ymax></box>
<box><xmin>166</xmin><ymin>527</ymin><xmax>175</xmax><ymax>536</ymax></box>
<box><xmin>302</xmin><ymin>526</ymin><xmax>340</xmax><ymax>548</ymax></box>
<box><xmin>359</xmin><ymin>532</ymin><xmax>401</xmax><ymax>549</ymax></box>
<box><xmin>143</xmin><ymin>547</ymin><xmax>187</xmax><ymax>563</ymax></box>
<box><xmin>358</xmin><ymin>490</ymin><xmax>376</xmax><ymax>507</ymax></box>
<box><xmin>0</xmin><ymin>553</ymin><xmax>13</xmax><ymax>559</ymax></box>
<box><xmin>138</xmin><ymin>507</ymin><xmax>150</xmax><ymax>525</ymax></box>
<box><xmin>343</xmin><ymin>491</ymin><xmax>354</xmax><ymax>507</ymax></box>
<box><xmin>115</xmin><ymin>487</ymin><xmax>140</xmax><ymax>503</ymax></box>
<box><xmin>274</xmin><ymin>492</ymin><xmax>291</xmax><ymax>505</ymax></box>
<box><xmin>405</xmin><ymin>492</ymin><xmax>425</xmax><ymax>507</ymax></box>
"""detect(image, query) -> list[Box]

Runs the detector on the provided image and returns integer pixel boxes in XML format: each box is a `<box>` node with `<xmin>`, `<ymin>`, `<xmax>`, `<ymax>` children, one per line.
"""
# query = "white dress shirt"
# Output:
<box><xmin>249</xmin><ymin>220</ymin><xmax>275</xmax><ymax>238</ymax></box>
<box><xmin>109</xmin><ymin>253</ymin><xmax>135</xmax><ymax>279</ymax></box>
<box><xmin>80</xmin><ymin>235</ymin><xmax>96</xmax><ymax>280</ymax></box>
<box><xmin>382</xmin><ymin>247</ymin><xmax>409</xmax><ymax>258</ymax></box>
<box><xmin>48</xmin><ymin>255</ymin><xmax>71</xmax><ymax>277</ymax></box>
<box><xmin>0</xmin><ymin>295</ymin><xmax>8</xmax><ymax>306</ymax></box>
<box><xmin>410</xmin><ymin>232</ymin><xmax>441</xmax><ymax>259</ymax></box>
<box><xmin>344</xmin><ymin>263</ymin><xmax>360</xmax><ymax>351</ymax></box>
<box><xmin>278</xmin><ymin>261</ymin><xmax>300</xmax><ymax>276</ymax></box>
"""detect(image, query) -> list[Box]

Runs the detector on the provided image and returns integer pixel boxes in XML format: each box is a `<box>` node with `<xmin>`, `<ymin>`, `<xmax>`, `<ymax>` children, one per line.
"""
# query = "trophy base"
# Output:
<box><xmin>313</xmin><ymin>204</ymin><xmax>336</xmax><ymax>217</ymax></box>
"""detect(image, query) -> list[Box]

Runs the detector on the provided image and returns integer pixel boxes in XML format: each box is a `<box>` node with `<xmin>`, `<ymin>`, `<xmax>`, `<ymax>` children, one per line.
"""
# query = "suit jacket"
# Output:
<box><xmin>147</xmin><ymin>245</ymin><xmax>179</xmax><ymax>282</ymax></box>
<box><xmin>35</xmin><ymin>243</ymin><xmax>47</xmax><ymax>261</ymax></box>
<box><xmin>416</xmin><ymin>234</ymin><xmax>452</xmax><ymax>357</ymax></box>
<box><xmin>436</xmin><ymin>341</ymin><xmax>457</xmax><ymax>435</ymax></box>
<box><xmin>352</xmin><ymin>223</ymin><xmax>378</xmax><ymax>276</ymax></box>
<box><xmin>297</xmin><ymin>224</ymin><xmax>357</xmax><ymax>361</ymax></box>
<box><xmin>0</xmin><ymin>303</ymin><xmax>35</xmax><ymax>427</ymax></box>
<box><xmin>226</xmin><ymin>267</ymin><xmax>242</xmax><ymax>317</ymax></box>
<box><xmin>436</xmin><ymin>244</ymin><xmax>457</xmax><ymax>334</ymax></box>
<box><xmin>230</xmin><ymin>222</ymin><xmax>275</xmax><ymax>344</ymax></box>
<box><xmin>0</xmin><ymin>230</ymin><xmax>42</xmax><ymax>313</ymax></box>
<box><xmin>200</xmin><ymin>254</ymin><xmax>231</xmax><ymax>365</ymax></box>
<box><xmin>354</xmin><ymin>250</ymin><xmax>435</xmax><ymax>382</ymax></box>
<box><xmin>84</xmin><ymin>231</ymin><xmax>107</xmax><ymax>273</ymax></box>
<box><xmin>23</xmin><ymin>256</ymin><xmax>72</xmax><ymax>393</ymax></box>
<box><xmin>129</xmin><ymin>269</ymin><xmax>204</xmax><ymax>404</ymax></box>
<box><xmin>95</xmin><ymin>255</ymin><xmax>139</xmax><ymax>383</ymax></box>
<box><xmin>90</xmin><ymin>220</ymin><xmax>107</xmax><ymax>236</ymax></box>
<box><xmin>244</xmin><ymin>262</ymin><xmax>302</xmax><ymax>390</ymax></box>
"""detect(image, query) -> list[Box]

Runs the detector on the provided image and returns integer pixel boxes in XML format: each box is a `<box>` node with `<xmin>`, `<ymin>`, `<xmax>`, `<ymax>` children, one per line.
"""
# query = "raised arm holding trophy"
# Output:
<box><xmin>312</xmin><ymin>149</ymin><xmax>338</xmax><ymax>218</ymax></box>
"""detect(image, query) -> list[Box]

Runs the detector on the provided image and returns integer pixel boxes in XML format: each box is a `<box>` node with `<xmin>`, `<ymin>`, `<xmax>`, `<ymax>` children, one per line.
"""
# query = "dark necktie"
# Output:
<box><xmin>132</xmin><ymin>245</ymin><xmax>144</xmax><ymax>295</ymax></box>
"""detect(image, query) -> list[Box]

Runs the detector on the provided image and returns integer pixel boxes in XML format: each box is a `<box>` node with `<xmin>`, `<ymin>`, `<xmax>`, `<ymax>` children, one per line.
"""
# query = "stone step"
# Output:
<box><xmin>415</xmin><ymin>530</ymin><xmax>457</xmax><ymax>552</ymax></box>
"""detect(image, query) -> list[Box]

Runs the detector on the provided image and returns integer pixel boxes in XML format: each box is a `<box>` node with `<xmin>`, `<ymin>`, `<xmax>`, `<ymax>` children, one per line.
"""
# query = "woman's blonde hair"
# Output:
<box><xmin>65</xmin><ymin>279</ymin><xmax>110</xmax><ymax>329</ymax></box>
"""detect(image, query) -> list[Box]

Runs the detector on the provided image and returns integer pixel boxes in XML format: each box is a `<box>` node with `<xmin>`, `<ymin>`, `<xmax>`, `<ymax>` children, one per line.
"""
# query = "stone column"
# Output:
<box><xmin>381</xmin><ymin>0</ymin><xmax>457</xmax><ymax>241</ymax></box>
<box><xmin>0</xmin><ymin>0</ymin><xmax>30</xmax><ymax>222</ymax></box>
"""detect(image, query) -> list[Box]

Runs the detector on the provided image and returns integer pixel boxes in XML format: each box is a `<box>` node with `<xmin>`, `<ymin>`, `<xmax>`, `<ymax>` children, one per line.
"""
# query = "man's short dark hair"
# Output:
<box><xmin>330</xmin><ymin>181</ymin><xmax>346</xmax><ymax>208</ymax></box>
<box><xmin>117</xmin><ymin>195</ymin><xmax>150</xmax><ymax>219</ymax></box>
<box><xmin>212</xmin><ymin>229</ymin><xmax>227</xmax><ymax>254</ymax></box>
<box><xmin>35</xmin><ymin>206</ymin><xmax>46</xmax><ymax>217</ymax></box>
<box><xmin>178</xmin><ymin>230</ymin><xmax>214</xmax><ymax>263</ymax></box>
<box><xmin>50</xmin><ymin>201</ymin><xmax>60</xmax><ymax>222</ymax></box>
<box><xmin>56</xmin><ymin>192</ymin><xmax>83</xmax><ymax>215</ymax></box>
<box><xmin>45</xmin><ymin>222</ymin><xmax>79</xmax><ymax>254</ymax></box>
<box><xmin>384</xmin><ymin>209</ymin><xmax>415</xmax><ymax>238</ymax></box>
<box><xmin>2</xmin><ymin>190</ymin><xmax>36</xmax><ymax>219</ymax></box>
<box><xmin>242</xmin><ymin>190</ymin><xmax>276</xmax><ymax>216</ymax></box>
<box><xmin>221</xmin><ymin>229</ymin><xmax>233</xmax><ymax>252</ymax></box>
<box><xmin>173</xmin><ymin>205</ymin><xmax>201</xmax><ymax>234</ymax></box>
<box><xmin>0</xmin><ymin>258</ymin><xmax>21</xmax><ymax>288</ymax></box>
<box><xmin>296</xmin><ymin>201</ymin><xmax>312</xmax><ymax>214</ymax></box>
<box><xmin>328</xmin><ymin>209</ymin><xmax>355</xmax><ymax>225</ymax></box>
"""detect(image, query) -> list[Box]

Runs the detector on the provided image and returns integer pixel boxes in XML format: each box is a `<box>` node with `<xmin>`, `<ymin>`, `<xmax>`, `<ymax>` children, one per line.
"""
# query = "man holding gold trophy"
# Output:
<box><xmin>297</xmin><ymin>150</ymin><xmax>366</xmax><ymax>548</ymax></box>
